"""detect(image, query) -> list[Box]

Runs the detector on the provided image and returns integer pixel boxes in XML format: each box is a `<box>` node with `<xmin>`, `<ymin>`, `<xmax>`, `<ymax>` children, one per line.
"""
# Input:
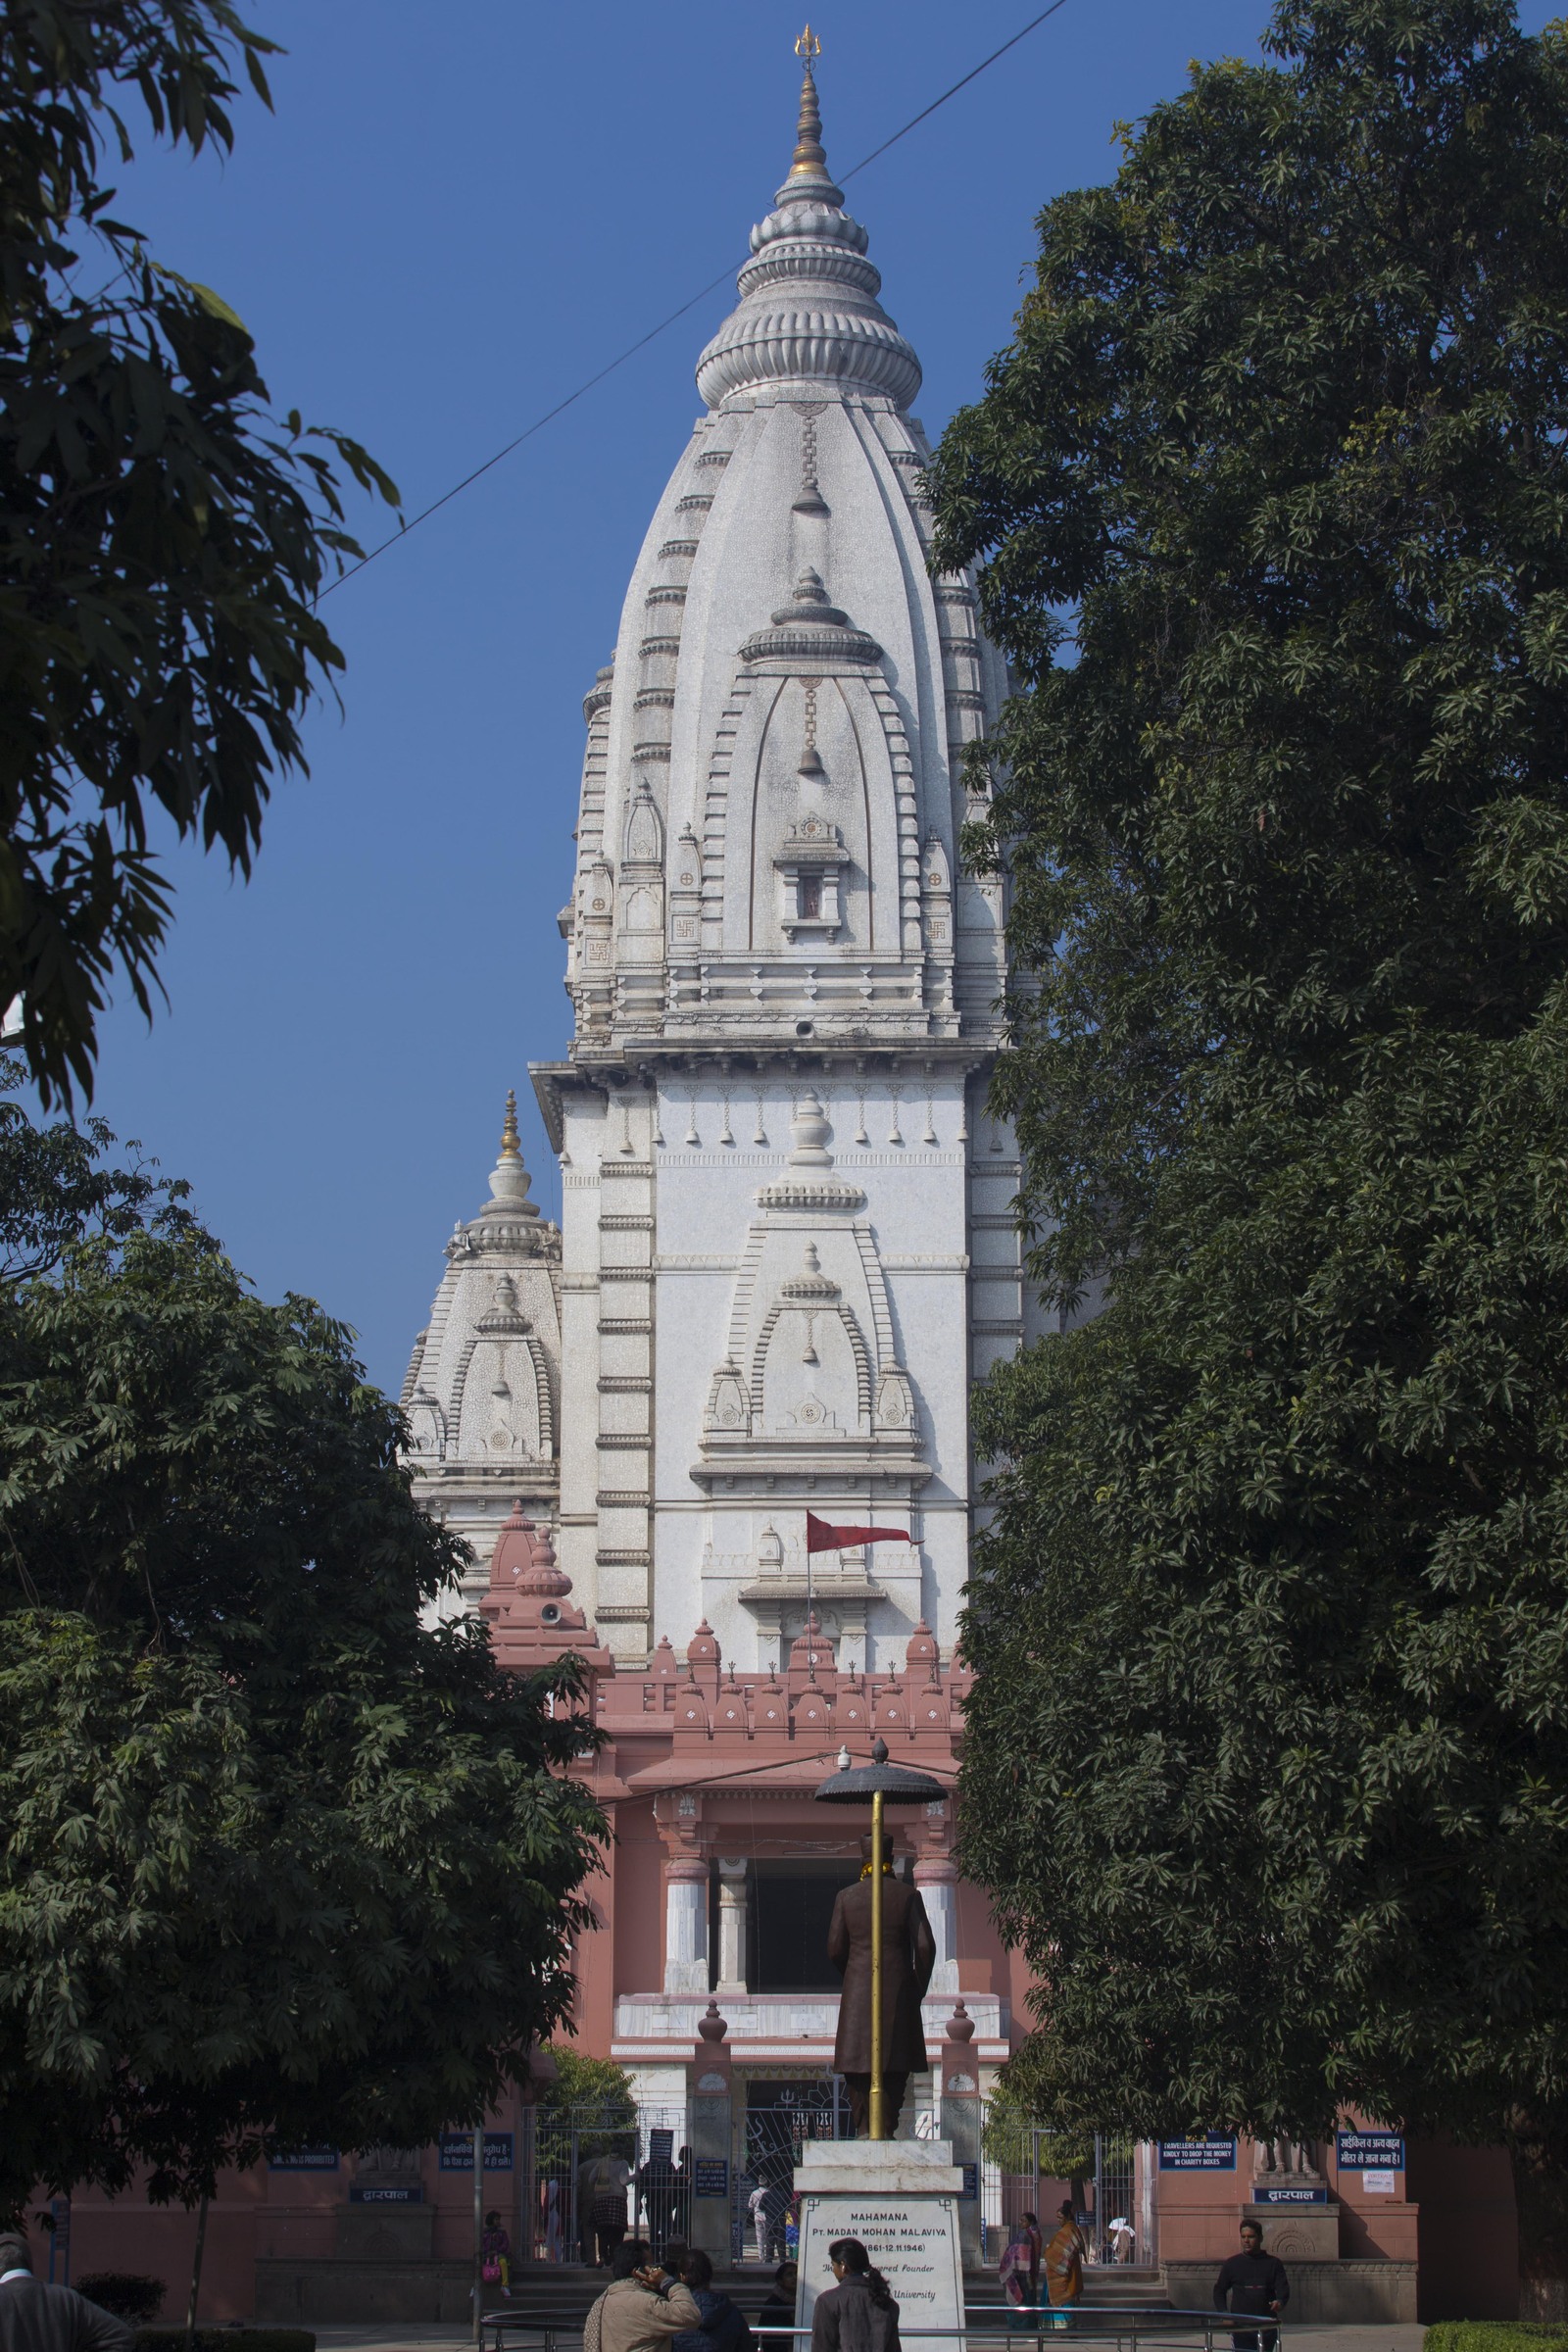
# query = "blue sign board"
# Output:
<box><xmin>1254</xmin><ymin>2184</ymin><xmax>1328</xmax><ymax>2204</ymax></box>
<box><xmin>959</xmin><ymin>2164</ymin><xmax>979</xmax><ymax>2202</ymax></box>
<box><xmin>694</xmin><ymin>2160</ymin><xmax>729</xmax><ymax>2199</ymax></box>
<box><xmin>1158</xmin><ymin>2136</ymin><xmax>1237</xmax><ymax>2172</ymax></box>
<box><xmin>269</xmin><ymin>2147</ymin><xmax>339</xmax><ymax>2172</ymax></box>
<box><xmin>648</xmin><ymin>2129</ymin><xmax>675</xmax><ymax>2165</ymax></box>
<box><xmin>439</xmin><ymin>2132</ymin><xmax>514</xmax><ymax>2172</ymax></box>
<box><xmin>1337</xmin><ymin>2131</ymin><xmax>1403</xmax><ymax>2172</ymax></box>
<box><xmin>350</xmin><ymin>2184</ymin><xmax>422</xmax><ymax>2203</ymax></box>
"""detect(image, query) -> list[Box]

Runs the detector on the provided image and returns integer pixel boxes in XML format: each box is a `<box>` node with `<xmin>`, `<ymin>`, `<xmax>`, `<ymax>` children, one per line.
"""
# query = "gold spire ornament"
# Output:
<box><xmin>790</xmin><ymin>24</ymin><xmax>827</xmax><ymax>178</ymax></box>
<box><xmin>500</xmin><ymin>1088</ymin><xmax>522</xmax><ymax>1159</ymax></box>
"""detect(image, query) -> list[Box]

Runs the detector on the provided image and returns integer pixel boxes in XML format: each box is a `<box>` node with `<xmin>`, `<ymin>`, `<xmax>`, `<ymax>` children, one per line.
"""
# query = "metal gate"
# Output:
<box><xmin>521</xmin><ymin>2101</ymin><xmax>691</xmax><ymax>2264</ymax></box>
<box><xmin>732</xmin><ymin>2079</ymin><xmax>850</xmax><ymax>2263</ymax></box>
<box><xmin>980</xmin><ymin>2108</ymin><xmax>1149</xmax><ymax>2266</ymax></box>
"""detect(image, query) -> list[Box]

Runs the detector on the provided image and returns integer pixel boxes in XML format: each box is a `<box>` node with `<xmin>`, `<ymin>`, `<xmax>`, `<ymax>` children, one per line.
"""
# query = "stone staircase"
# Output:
<box><xmin>486</xmin><ymin>2264</ymin><xmax>1174</xmax><ymax>2338</ymax></box>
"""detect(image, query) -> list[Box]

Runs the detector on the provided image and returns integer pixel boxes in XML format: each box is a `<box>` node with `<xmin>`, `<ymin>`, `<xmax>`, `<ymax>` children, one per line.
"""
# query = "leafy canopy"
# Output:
<box><xmin>0</xmin><ymin>1074</ymin><xmax>603</xmax><ymax>2214</ymax></box>
<box><xmin>0</xmin><ymin>1</ymin><xmax>399</xmax><ymax>1103</ymax></box>
<box><xmin>927</xmin><ymin>0</ymin><xmax>1568</xmax><ymax>2291</ymax></box>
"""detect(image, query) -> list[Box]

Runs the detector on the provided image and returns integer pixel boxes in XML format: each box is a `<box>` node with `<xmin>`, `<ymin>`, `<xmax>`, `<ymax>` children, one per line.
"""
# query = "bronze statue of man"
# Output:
<box><xmin>827</xmin><ymin>1863</ymin><xmax>937</xmax><ymax>2135</ymax></box>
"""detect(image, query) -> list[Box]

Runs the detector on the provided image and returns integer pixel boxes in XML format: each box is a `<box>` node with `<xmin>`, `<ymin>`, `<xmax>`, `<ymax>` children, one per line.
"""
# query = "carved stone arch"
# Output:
<box><xmin>749</xmin><ymin>1295</ymin><xmax>872</xmax><ymax>1434</ymax></box>
<box><xmin>749</xmin><ymin>1298</ymin><xmax>785</xmax><ymax>1425</ymax></box>
<box><xmin>699</xmin><ymin>668</ymin><xmax>760</xmax><ymax>946</ymax></box>
<box><xmin>524</xmin><ymin>1333</ymin><xmax>556</xmax><ymax>1458</ymax></box>
<box><xmin>623</xmin><ymin>781</ymin><xmax>664</xmax><ymax>866</ymax></box>
<box><xmin>451</xmin><ymin>1317</ymin><xmax>545</xmax><ymax>1460</ymax></box>
<box><xmin>407</xmin><ymin>1388</ymin><xmax>447</xmax><ymax>1458</ymax></box>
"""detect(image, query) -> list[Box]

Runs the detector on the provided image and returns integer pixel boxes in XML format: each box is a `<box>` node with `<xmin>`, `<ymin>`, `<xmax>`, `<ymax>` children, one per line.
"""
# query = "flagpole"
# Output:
<box><xmin>806</xmin><ymin>1518</ymin><xmax>815</xmax><ymax>1683</ymax></box>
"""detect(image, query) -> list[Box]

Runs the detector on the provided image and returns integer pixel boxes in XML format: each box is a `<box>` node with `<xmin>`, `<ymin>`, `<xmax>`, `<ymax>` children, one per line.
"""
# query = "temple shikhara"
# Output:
<box><xmin>58</xmin><ymin>42</ymin><xmax>1506</xmax><ymax>2327</ymax></box>
<box><xmin>399</xmin><ymin>32</ymin><xmax>1036</xmax><ymax>2147</ymax></box>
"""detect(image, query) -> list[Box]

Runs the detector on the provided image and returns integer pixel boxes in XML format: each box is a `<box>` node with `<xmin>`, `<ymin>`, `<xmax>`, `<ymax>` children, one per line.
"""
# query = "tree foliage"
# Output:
<box><xmin>0</xmin><ymin>1078</ymin><xmax>603</xmax><ymax>2215</ymax></box>
<box><xmin>0</xmin><ymin>1</ymin><xmax>399</xmax><ymax>1103</ymax></box>
<box><xmin>928</xmin><ymin>0</ymin><xmax>1568</xmax><ymax>2311</ymax></box>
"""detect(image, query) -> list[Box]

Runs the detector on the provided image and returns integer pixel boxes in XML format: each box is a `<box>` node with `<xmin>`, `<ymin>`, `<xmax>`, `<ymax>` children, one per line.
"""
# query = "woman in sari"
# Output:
<box><xmin>999</xmin><ymin>2227</ymin><xmax>1037</xmax><ymax>2332</ymax></box>
<box><xmin>1043</xmin><ymin>2201</ymin><xmax>1088</xmax><ymax>2325</ymax></box>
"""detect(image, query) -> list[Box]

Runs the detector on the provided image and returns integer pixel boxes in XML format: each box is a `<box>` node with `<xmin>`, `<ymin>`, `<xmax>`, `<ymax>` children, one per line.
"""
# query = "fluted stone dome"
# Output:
<box><xmin>695</xmin><ymin>67</ymin><xmax>921</xmax><ymax>411</ymax></box>
<box><xmin>560</xmin><ymin>42</ymin><xmax>1009</xmax><ymax>1051</ymax></box>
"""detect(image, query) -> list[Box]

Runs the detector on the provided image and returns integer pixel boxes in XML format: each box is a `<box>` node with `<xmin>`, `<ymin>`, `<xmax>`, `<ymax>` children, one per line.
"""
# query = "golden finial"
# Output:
<box><xmin>499</xmin><ymin>1087</ymin><xmax>521</xmax><ymax>1159</ymax></box>
<box><xmin>790</xmin><ymin>25</ymin><xmax>827</xmax><ymax>179</ymax></box>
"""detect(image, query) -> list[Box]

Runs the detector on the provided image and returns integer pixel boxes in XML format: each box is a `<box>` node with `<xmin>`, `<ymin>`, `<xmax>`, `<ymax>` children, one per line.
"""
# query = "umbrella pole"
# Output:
<box><xmin>870</xmin><ymin>1788</ymin><xmax>885</xmax><ymax>2140</ymax></box>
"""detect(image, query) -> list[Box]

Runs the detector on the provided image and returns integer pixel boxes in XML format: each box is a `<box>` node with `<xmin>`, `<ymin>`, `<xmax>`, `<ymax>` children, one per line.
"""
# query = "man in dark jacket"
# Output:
<box><xmin>1213</xmin><ymin>2222</ymin><xmax>1289</xmax><ymax>2352</ymax></box>
<box><xmin>0</xmin><ymin>2237</ymin><xmax>133</xmax><ymax>2352</ymax></box>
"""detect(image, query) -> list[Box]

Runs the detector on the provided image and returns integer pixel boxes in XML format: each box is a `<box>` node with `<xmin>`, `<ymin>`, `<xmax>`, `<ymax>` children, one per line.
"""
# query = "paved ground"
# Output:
<box><xmin>312</xmin><ymin>2328</ymin><xmax>1428</xmax><ymax>2352</ymax></box>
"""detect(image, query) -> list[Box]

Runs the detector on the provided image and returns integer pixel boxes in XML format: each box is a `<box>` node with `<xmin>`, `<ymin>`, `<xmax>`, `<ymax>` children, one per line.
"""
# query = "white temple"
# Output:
<box><xmin>404</xmin><ymin>49</ymin><xmax>1044</xmax><ymax>1668</ymax></box>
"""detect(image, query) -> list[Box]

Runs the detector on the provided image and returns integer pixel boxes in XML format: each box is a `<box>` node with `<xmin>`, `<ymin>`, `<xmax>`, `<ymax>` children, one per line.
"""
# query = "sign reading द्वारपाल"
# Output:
<box><xmin>1157</xmin><ymin>2136</ymin><xmax>1238</xmax><ymax>2171</ymax></box>
<box><xmin>1337</xmin><ymin>2130</ymin><xmax>1404</xmax><ymax>2171</ymax></box>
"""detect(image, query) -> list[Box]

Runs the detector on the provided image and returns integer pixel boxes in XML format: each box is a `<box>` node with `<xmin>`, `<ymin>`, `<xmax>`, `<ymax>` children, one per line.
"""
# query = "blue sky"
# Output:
<box><xmin>70</xmin><ymin>0</ymin><xmax>1549</xmax><ymax>1395</ymax></box>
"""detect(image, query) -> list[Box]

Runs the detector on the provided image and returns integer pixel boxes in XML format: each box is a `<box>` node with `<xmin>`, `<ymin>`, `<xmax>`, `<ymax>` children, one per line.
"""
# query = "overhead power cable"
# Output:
<box><xmin>317</xmin><ymin>0</ymin><xmax>1076</xmax><ymax>602</ymax></box>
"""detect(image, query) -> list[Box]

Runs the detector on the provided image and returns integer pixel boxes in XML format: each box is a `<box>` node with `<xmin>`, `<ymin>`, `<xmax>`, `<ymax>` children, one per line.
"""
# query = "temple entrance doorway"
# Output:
<box><xmin>750</xmin><ymin>1862</ymin><xmax>859</xmax><ymax>1992</ymax></box>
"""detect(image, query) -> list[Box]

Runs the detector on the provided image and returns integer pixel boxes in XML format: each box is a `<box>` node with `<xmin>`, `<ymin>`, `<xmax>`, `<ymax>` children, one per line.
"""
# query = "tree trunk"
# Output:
<box><xmin>184</xmin><ymin>2194</ymin><xmax>210</xmax><ymax>2343</ymax></box>
<box><xmin>1508</xmin><ymin>2121</ymin><xmax>1568</xmax><ymax>2323</ymax></box>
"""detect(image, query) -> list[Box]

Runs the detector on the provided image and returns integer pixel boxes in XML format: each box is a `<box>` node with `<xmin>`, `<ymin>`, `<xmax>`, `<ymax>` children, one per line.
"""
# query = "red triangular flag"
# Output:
<box><xmin>806</xmin><ymin>1511</ymin><xmax>910</xmax><ymax>1555</ymax></box>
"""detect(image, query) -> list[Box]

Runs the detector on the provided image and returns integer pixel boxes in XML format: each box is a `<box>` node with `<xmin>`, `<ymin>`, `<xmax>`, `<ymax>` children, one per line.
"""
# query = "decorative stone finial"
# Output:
<box><xmin>790</xmin><ymin>27</ymin><xmax>826</xmax><ymax>180</ymax></box>
<box><xmin>688</xmin><ymin>1619</ymin><xmax>721</xmax><ymax>1666</ymax></box>
<box><xmin>484</xmin><ymin>1092</ymin><xmax>539</xmax><ymax>1218</ymax></box>
<box><xmin>698</xmin><ymin>2001</ymin><xmax>729</xmax><ymax>2043</ymax></box>
<box><xmin>491</xmin><ymin>1500</ymin><xmax>570</xmax><ymax>1596</ymax></box>
<box><xmin>945</xmin><ymin>2000</ymin><xmax>976</xmax><ymax>2044</ymax></box>
<box><xmin>788</xmin><ymin>1089</ymin><xmax>832</xmax><ymax>1167</ymax></box>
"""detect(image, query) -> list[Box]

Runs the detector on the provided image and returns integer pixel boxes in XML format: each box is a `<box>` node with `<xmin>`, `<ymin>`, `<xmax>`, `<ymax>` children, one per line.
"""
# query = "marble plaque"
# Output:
<box><xmin>798</xmin><ymin>2181</ymin><xmax>963</xmax><ymax>2350</ymax></box>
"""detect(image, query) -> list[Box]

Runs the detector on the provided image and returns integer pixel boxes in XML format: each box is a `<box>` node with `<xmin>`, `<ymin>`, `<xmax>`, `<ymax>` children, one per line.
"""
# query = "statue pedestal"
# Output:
<box><xmin>795</xmin><ymin>2139</ymin><xmax>964</xmax><ymax>2350</ymax></box>
<box><xmin>1243</xmin><ymin>2198</ymin><xmax>1342</xmax><ymax>2261</ymax></box>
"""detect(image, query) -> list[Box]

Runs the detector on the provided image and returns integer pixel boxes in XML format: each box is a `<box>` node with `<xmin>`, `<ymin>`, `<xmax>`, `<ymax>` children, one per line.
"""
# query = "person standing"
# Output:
<box><xmin>1213</xmin><ymin>2222</ymin><xmax>1289</xmax><ymax>2352</ymax></box>
<box><xmin>580</xmin><ymin>2153</ymin><xmax>633</xmax><ymax>2270</ymax></box>
<box><xmin>1043</xmin><ymin>2201</ymin><xmax>1088</xmax><ymax>2323</ymax></box>
<box><xmin>755</xmin><ymin>2262</ymin><xmax>797</xmax><ymax>2352</ymax></box>
<box><xmin>809</xmin><ymin>2239</ymin><xmax>900</xmax><ymax>2352</ymax></box>
<box><xmin>1020</xmin><ymin>2213</ymin><xmax>1043</xmax><ymax>2301</ymax></box>
<box><xmin>482</xmin><ymin>2210</ymin><xmax>512</xmax><ymax>2298</ymax></box>
<box><xmin>748</xmin><ymin>2185</ymin><xmax>771</xmax><ymax>2268</ymax></box>
<box><xmin>0</xmin><ymin>2235</ymin><xmax>133</xmax><ymax>2352</ymax></box>
<box><xmin>999</xmin><ymin>2226</ymin><xmax>1037</xmax><ymax>2332</ymax></box>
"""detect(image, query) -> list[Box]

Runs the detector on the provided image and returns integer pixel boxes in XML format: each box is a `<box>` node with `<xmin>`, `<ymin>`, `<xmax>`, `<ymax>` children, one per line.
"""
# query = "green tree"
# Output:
<box><xmin>536</xmin><ymin>2047</ymin><xmax>636</xmax><ymax>2123</ymax></box>
<box><xmin>534</xmin><ymin>2048</ymin><xmax>636</xmax><ymax>2160</ymax></box>
<box><xmin>980</xmin><ymin>2074</ymin><xmax>1094</xmax><ymax>2204</ymax></box>
<box><xmin>0</xmin><ymin>1</ymin><xmax>399</xmax><ymax>1104</ymax></box>
<box><xmin>928</xmin><ymin>0</ymin><xmax>1568</xmax><ymax>2317</ymax></box>
<box><xmin>0</xmin><ymin>1077</ymin><xmax>604</xmax><ymax>2217</ymax></box>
